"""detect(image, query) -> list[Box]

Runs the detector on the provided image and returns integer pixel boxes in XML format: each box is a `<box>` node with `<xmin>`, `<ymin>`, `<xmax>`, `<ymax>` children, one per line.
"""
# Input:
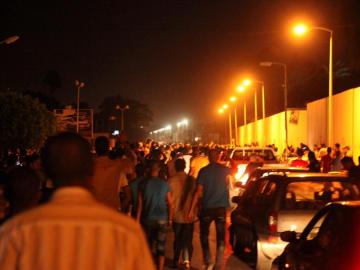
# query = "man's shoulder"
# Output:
<box><xmin>1</xmin><ymin>201</ymin><xmax>142</xmax><ymax>236</ymax></box>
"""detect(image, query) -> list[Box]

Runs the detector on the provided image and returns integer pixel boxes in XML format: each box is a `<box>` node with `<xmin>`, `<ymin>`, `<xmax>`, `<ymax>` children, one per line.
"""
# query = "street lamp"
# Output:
<box><xmin>219</xmin><ymin>104</ymin><xmax>232</xmax><ymax>145</ymax></box>
<box><xmin>0</xmin><ymin>35</ymin><xmax>20</xmax><ymax>45</ymax></box>
<box><xmin>292</xmin><ymin>23</ymin><xmax>334</xmax><ymax>146</ymax></box>
<box><xmin>230</xmin><ymin>96</ymin><xmax>238</xmax><ymax>145</ymax></box>
<box><xmin>75</xmin><ymin>80</ymin><xmax>85</xmax><ymax>133</ymax></box>
<box><xmin>237</xmin><ymin>84</ymin><xmax>247</xmax><ymax>126</ymax></box>
<box><xmin>260</xmin><ymin>61</ymin><xmax>288</xmax><ymax>148</ymax></box>
<box><xmin>115</xmin><ymin>105</ymin><xmax>130</xmax><ymax>131</ymax></box>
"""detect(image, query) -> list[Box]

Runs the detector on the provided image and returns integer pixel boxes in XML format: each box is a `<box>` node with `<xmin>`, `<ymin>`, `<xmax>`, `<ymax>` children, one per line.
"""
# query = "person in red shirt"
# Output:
<box><xmin>321</xmin><ymin>147</ymin><xmax>333</xmax><ymax>173</ymax></box>
<box><xmin>289</xmin><ymin>148</ymin><xmax>309</xmax><ymax>168</ymax></box>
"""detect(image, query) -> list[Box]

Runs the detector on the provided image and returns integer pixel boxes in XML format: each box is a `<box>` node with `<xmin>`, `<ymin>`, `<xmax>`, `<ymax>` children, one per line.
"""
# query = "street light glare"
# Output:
<box><xmin>293</xmin><ymin>24</ymin><xmax>308</xmax><ymax>36</ymax></box>
<box><xmin>230</xmin><ymin>96</ymin><xmax>237</xmax><ymax>102</ymax></box>
<box><xmin>222</xmin><ymin>104</ymin><xmax>228</xmax><ymax>109</ymax></box>
<box><xmin>242</xmin><ymin>79</ymin><xmax>251</xmax><ymax>86</ymax></box>
<box><xmin>218</xmin><ymin>108</ymin><xmax>224</xmax><ymax>114</ymax></box>
<box><xmin>237</xmin><ymin>85</ymin><xmax>245</xmax><ymax>92</ymax></box>
<box><xmin>259</xmin><ymin>62</ymin><xmax>273</xmax><ymax>67</ymax></box>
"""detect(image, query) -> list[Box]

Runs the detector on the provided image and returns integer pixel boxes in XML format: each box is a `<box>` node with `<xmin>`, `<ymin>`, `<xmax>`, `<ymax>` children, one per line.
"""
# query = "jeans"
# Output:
<box><xmin>173</xmin><ymin>222</ymin><xmax>194</xmax><ymax>263</ymax></box>
<box><xmin>144</xmin><ymin>220</ymin><xmax>168</xmax><ymax>257</ymax></box>
<box><xmin>199</xmin><ymin>207</ymin><xmax>226</xmax><ymax>267</ymax></box>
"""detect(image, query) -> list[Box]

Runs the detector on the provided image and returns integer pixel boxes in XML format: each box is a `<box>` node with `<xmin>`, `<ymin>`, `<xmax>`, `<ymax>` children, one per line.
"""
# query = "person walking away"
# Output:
<box><xmin>321</xmin><ymin>147</ymin><xmax>333</xmax><ymax>173</ymax></box>
<box><xmin>308</xmin><ymin>151</ymin><xmax>321</xmax><ymax>172</ymax></box>
<box><xmin>188</xmin><ymin>149</ymin><xmax>231</xmax><ymax>270</ymax></box>
<box><xmin>0</xmin><ymin>132</ymin><xmax>154</xmax><ymax>270</ymax></box>
<box><xmin>90</xmin><ymin>136</ymin><xmax>130</xmax><ymax>211</ymax></box>
<box><xmin>169</xmin><ymin>159</ymin><xmax>196</xmax><ymax>269</ymax></box>
<box><xmin>167</xmin><ymin>151</ymin><xmax>178</xmax><ymax>178</ymax></box>
<box><xmin>289</xmin><ymin>148</ymin><xmax>309</xmax><ymax>168</ymax></box>
<box><xmin>189</xmin><ymin>146</ymin><xmax>209</xmax><ymax>179</ymax></box>
<box><xmin>137</xmin><ymin>161</ymin><xmax>173</xmax><ymax>270</ymax></box>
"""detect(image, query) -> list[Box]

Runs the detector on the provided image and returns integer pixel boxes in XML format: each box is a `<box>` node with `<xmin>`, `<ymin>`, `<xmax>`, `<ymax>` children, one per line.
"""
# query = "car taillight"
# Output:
<box><xmin>268</xmin><ymin>211</ymin><xmax>278</xmax><ymax>234</ymax></box>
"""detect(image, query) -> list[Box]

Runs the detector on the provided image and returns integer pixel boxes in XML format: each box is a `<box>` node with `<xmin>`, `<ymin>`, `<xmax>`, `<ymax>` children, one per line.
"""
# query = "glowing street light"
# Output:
<box><xmin>0</xmin><ymin>35</ymin><xmax>20</xmax><ymax>45</ymax></box>
<box><xmin>242</xmin><ymin>79</ymin><xmax>251</xmax><ymax>86</ymax></box>
<box><xmin>222</xmin><ymin>104</ymin><xmax>229</xmax><ymax>109</ymax></box>
<box><xmin>237</xmin><ymin>85</ymin><xmax>245</xmax><ymax>92</ymax></box>
<box><xmin>218</xmin><ymin>108</ymin><xmax>224</xmax><ymax>114</ymax></box>
<box><xmin>293</xmin><ymin>24</ymin><xmax>308</xmax><ymax>36</ymax></box>
<box><xmin>230</xmin><ymin>96</ymin><xmax>237</xmax><ymax>102</ymax></box>
<box><xmin>292</xmin><ymin>22</ymin><xmax>334</xmax><ymax>146</ymax></box>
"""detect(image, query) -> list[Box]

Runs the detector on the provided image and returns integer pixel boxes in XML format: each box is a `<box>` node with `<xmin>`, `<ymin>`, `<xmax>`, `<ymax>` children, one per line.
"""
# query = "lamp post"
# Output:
<box><xmin>230</xmin><ymin>96</ymin><xmax>238</xmax><ymax>146</ymax></box>
<box><xmin>0</xmin><ymin>35</ymin><xmax>20</xmax><ymax>45</ymax></box>
<box><xmin>260</xmin><ymin>62</ymin><xmax>288</xmax><ymax>148</ymax></box>
<box><xmin>115</xmin><ymin>105</ymin><xmax>130</xmax><ymax>131</ymax></box>
<box><xmin>292</xmin><ymin>24</ymin><xmax>334</xmax><ymax>147</ymax></box>
<box><xmin>75</xmin><ymin>80</ymin><xmax>85</xmax><ymax>133</ymax></box>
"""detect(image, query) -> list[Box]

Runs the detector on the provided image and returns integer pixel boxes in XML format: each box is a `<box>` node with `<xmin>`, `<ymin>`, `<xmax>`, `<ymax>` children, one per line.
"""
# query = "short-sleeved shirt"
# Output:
<box><xmin>197</xmin><ymin>163</ymin><xmax>230</xmax><ymax>209</ymax></box>
<box><xmin>143</xmin><ymin>177</ymin><xmax>169</xmax><ymax>221</ymax></box>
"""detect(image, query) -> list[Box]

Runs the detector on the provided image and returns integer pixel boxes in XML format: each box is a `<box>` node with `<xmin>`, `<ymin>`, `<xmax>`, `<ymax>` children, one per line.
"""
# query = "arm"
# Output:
<box><xmin>188</xmin><ymin>184</ymin><xmax>203</xmax><ymax>220</ymax></box>
<box><xmin>136</xmin><ymin>191</ymin><xmax>143</xmax><ymax>222</ymax></box>
<box><xmin>166</xmin><ymin>191</ymin><xmax>174</xmax><ymax>226</ymax></box>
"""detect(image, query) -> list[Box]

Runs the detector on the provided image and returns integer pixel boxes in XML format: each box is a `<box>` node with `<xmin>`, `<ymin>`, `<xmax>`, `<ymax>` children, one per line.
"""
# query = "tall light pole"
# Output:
<box><xmin>260</xmin><ymin>62</ymin><xmax>288</xmax><ymax>148</ymax></box>
<box><xmin>293</xmin><ymin>24</ymin><xmax>334</xmax><ymax>146</ymax></box>
<box><xmin>75</xmin><ymin>80</ymin><xmax>85</xmax><ymax>133</ymax></box>
<box><xmin>115</xmin><ymin>105</ymin><xmax>130</xmax><ymax>131</ymax></box>
<box><xmin>230</xmin><ymin>96</ymin><xmax>238</xmax><ymax>146</ymax></box>
<box><xmin>0</xmin><ymin>35</ymin><xmax>20</xmax><ymax>45</ymax></box>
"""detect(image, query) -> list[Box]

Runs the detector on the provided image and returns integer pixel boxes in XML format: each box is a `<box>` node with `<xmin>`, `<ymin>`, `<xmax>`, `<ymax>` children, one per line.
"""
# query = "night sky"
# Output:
<box><xmin>1</xmin><ymin>0</ymin><xmax>360</xmax><ymax>128</ymax></box>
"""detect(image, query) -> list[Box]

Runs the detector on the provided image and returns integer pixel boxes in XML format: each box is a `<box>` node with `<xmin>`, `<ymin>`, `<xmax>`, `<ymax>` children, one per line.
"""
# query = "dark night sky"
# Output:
<box><xmin>1</xmin><ymin>0</ymin><xmax>360</xmax><ymax>128</ymax></box>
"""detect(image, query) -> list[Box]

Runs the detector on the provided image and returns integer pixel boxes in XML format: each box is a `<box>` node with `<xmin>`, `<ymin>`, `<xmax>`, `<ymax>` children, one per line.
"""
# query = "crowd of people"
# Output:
<box><xmin>0</xmin><ymin>133</ymin><xmax>232</xmax><ymax>270</ymax></box>
<box><xmin>1</xmin><ymin>134</ymin><xmax>360</xmax><ymax>270</ymax></box>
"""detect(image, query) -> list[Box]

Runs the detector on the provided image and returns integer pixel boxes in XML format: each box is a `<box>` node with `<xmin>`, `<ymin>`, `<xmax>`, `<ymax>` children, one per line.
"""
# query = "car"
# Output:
<box><xmin>229</xmin><ymin>172</ymin><xmax>360</xmax><ymax>270</ymax></box>
<box><xmin>229</xmin><ymin>147</ymin><xmax>279</xmax><ymax>168</ymax></box>
<box><xmin>272</xmin><ymin>201</ymin><xmax>360</xmax><ymax>270</ymax></box>
<box><xmin>228</xmin><ymin>165</ymin><xmax>309</xmax><ymax>208</ymax></box>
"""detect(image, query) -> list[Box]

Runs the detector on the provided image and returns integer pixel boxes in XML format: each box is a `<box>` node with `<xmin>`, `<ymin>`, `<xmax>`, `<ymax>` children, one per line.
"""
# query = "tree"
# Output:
<box><xmin>95</xmin><ymin>95</ymin><xmax>153</xmax><ymax>141</ymax></box>
<box><xmin>24</xmin><ymin>90</ymin><xmax>62</xmax><ymax>110</ymax></box>
<box><xmin>0</xmin><ymin>91</ymin><xmax>56</xmax><ymax>149</ymax></box>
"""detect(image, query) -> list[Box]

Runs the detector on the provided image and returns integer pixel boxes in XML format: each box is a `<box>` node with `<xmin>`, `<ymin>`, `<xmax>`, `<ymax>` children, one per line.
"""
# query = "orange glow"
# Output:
<box><xmin>222</xmin><ymin>104</ymin><xmax>228</xmax><ymax>109</ymax></box>
<box><xmin>230</xmin><ymin>96</ymin><xmax>237</xmax><ymax>102</ymax></box>
<box><xmin>242</xmin><ymin>79</ymin><xmax>251</xmax><ymax>86</ymax></box>
<box><xmin>237</xmin><ymin>85</ymin><xmax>245</xmax><ymax>92</ymax></box>
<box><xmin>218</xmin><ymin>108</ymin><xmax>224</xmax><ymax>114</ymax></box>
<box><xmin>293</xmin><ymin>23</ymin><xmax>309</xmax><ymax>36</ymax></box>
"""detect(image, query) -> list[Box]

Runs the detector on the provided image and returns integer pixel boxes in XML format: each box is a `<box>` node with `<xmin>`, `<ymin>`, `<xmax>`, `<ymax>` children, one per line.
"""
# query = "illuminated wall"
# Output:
<box><xmin>238</xmin><ymin>110</ymin><xmax>307</xmax><ymax>152</ymax></box>
<box><xmin>307</xmin><ymin>87</ymin><xmax>360</xmax><ymax>163</ymax></box>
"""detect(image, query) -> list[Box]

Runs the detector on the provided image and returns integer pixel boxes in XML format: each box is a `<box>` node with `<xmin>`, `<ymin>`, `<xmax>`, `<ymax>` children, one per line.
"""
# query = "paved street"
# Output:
<box><xmin>164</xmin><ymin>217</ymin><xmax>251</xmax><ymax>270</ymax></box>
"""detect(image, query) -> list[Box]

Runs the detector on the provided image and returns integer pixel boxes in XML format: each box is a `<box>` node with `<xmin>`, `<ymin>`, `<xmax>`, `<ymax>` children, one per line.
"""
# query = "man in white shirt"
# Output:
<box><xmin>0</xmin><ymin>132</ymin><xmax>154</xmax><ymax>270</ymax></box>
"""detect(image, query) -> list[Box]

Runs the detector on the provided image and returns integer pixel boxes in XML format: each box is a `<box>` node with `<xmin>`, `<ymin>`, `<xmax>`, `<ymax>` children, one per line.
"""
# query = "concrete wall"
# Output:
<box><xmin>307</xmin><ymin>87</ymin><xmax>360</xmax><ymax>162</ymax></box>
<box><xmin>237</xmin><ymin>109</ymin><xmax>308</xmax><ymax>152</ymax></box>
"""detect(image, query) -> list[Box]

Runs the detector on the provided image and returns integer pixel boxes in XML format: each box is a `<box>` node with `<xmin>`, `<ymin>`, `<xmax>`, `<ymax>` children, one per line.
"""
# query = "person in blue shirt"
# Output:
<box><xmin>188</xmin><ymin>149</ymin><xmax>231</xmax><ymax>270</ymax></box>
<box><xmin>137</xmin><ymin>160</ymin><xmax>173</xmax><ymax>270</ymax></box>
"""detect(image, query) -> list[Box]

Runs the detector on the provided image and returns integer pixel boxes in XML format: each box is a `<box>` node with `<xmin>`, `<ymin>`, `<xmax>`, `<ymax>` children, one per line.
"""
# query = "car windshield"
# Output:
<box><xmin>232</xmin><ymin>149</ymin><xmax>275</xmax><ymax>161</ymax></box>
<box><xmin>282</xmin><ymin>180</ymin><xmax>360</xmax><ymax>210</ymax></box>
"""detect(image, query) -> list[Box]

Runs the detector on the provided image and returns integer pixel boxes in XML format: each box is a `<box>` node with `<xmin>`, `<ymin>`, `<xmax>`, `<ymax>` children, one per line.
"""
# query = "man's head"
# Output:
<box><xmin>208</xmin><ymin>149</ymin><xmax>220</xmax><ymax>164</ymax></box>
<box><xmin>41</xmin><ymin>132</ymin><xmax>94</xmax><ymax>188</ymax></box>
<box><xmin>296</xmin><ymin>148</ymin><xmax>304</xmax><ymax>158</ymax></box>
<box><xmin>341</xmin><ymin>156</ymin><xmax>355</xmax><ymax>170</ymax></box>
<box><xmin>95</xmin><ymin>136</ymin><xmax>109</xmax><ymax>156</ymax></box>
<box><xmin>327</xmin><ymin>147</ymin><xmax>332</xmax><ymax>155</ymax></box>
<box><xmin>175</xmin><ymin>158</ymin><xmax>186</xmax><ymax>173</ymax></box>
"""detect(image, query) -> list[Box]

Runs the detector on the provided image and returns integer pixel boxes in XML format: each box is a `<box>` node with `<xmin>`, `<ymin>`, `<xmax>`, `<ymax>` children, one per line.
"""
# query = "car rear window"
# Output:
<box><xmin>282</xmin><ymin>181</ymin><xmax>360</xmax><ymax>210</ymax></box>
<box><xmin>232</xmin><ymin>149</ymin><xmax>275</xmax><ymax>161</ymax></box>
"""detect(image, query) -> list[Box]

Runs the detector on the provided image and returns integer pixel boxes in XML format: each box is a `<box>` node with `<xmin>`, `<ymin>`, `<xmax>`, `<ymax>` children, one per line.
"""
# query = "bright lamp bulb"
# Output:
<box><xmin>293</xmin><ymin>24</ymin><xmax>308</xmax><ymax>35</ymax></box>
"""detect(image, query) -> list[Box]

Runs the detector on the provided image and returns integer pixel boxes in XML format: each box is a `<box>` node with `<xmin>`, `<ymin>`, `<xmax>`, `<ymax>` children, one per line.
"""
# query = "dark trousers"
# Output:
<box><xmin>199</xmin><ymin>207</ymin><xmax>226</xmax><ymax>267</ymax></box>
<box><xmin>144</xmin><ymin>220</ymin><xmax>168</xmax><ymax>257</ymax></box>
<box><xmin>173</xmin><ymin>222</ymin><xmax>194</xmax><ymax>263</ymax></box>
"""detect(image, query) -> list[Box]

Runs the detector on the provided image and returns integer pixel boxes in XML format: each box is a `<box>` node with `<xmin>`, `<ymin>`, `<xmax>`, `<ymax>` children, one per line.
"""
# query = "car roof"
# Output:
<box><xmin>256</xmin><ymin>164</ymin><xmax>308</xmax><ymax>171</ymax></box>
<box><xmin>327</xmin><ymin>201</ymin><xmax>360</xmax><ymax>208</ymax></box>
<box><xmin>264</xmin><ymin>171</ymin><xmax>348</xmax><ymax>180</ymax></box>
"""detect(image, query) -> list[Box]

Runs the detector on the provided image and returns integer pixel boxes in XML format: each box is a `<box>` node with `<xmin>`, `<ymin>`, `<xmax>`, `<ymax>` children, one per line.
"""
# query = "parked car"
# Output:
<box><xmin>272</xmin><ymin>201</ymin><xmax>360</xmax><ymax>270</ymax></box>
<box><xmin>229</xmin><ymin>172</ymin><xmax>360</xmax><ymax>270</ymax></box>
